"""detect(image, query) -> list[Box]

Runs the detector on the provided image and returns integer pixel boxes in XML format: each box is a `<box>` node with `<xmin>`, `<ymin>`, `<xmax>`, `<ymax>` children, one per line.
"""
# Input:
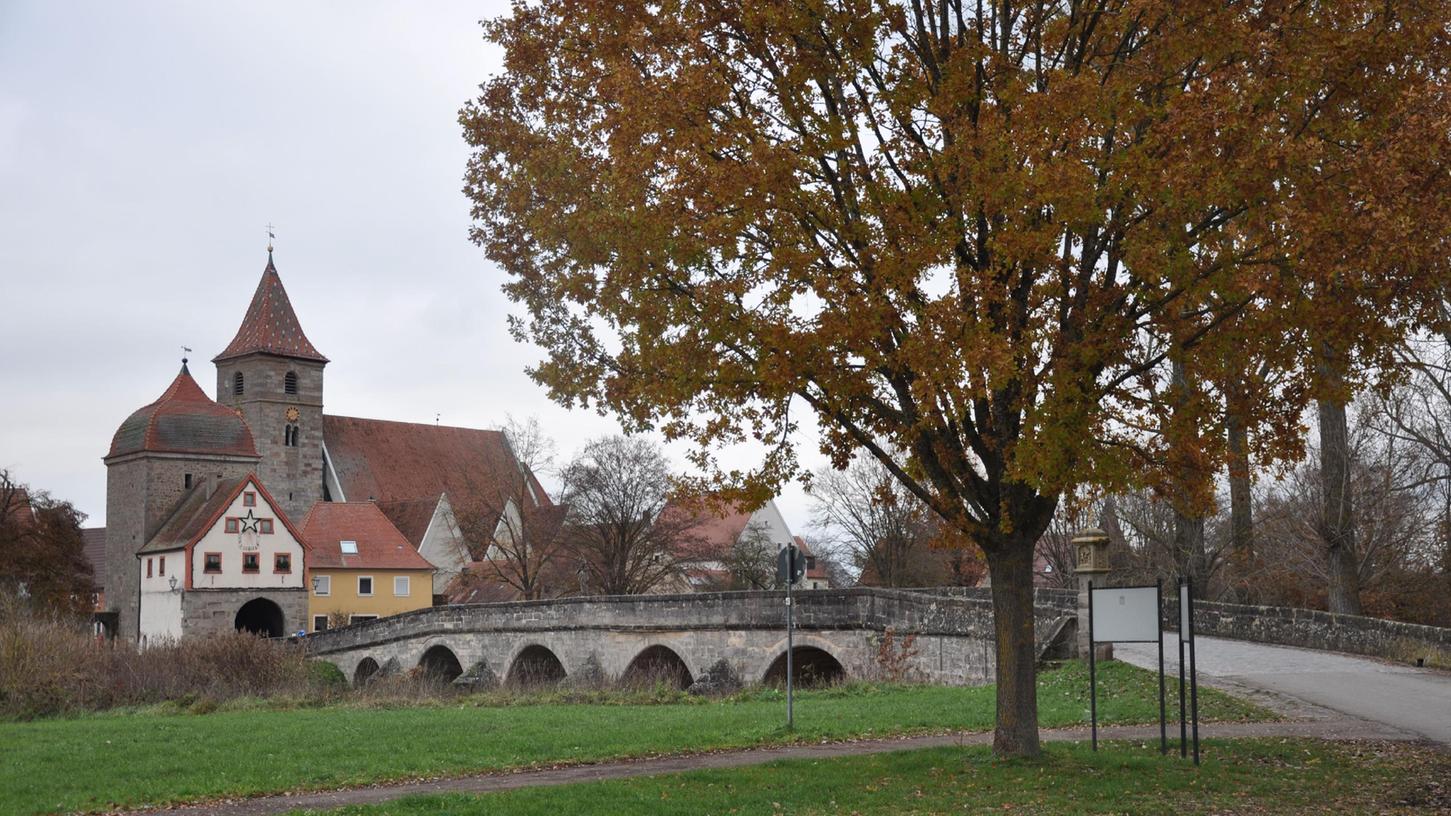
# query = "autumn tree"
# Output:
<box><xmin>558</xmin><ymin>435</ymin><xmax>706</xmax><ymax>595</ymax></box>
<box><xmin>0</xmin><ymin>470</ymin><xmax>97</xmax><ymax>618</ymax></box>
<box><xmin>463</xmin><ymin>0</ymin><xmax>1449</xmax><ymax>756</ymax></box>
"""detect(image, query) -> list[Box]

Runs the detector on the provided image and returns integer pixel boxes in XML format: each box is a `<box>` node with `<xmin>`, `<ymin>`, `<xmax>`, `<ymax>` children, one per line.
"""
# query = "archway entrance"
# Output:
<box><xmin>354</xmin><ymin>657</ymin><xmax>380</xmax><ymax>687</ymax></box>
<box><xmin>234</xmin><ymin>598</ymin><xmax>284</xmax><ymax>637</ymax></box>
<box><xmin>505</xmin><ymin>644</ymin><xmax>567</xmax><ymax>687</ymax></box>
<box><xmin>418</xmin><ymin>645</ymin><xmax>464</xmax><ymax>683</ymax></box>
<box><xmin>621</xmin><ymin>645</ymin><xmax>694</xmax><ymax>689</ymax></box>
<box><xmin>763</xmin><ymin>646</ymin><xmax>845</xmax><ymax>688</ymax></box>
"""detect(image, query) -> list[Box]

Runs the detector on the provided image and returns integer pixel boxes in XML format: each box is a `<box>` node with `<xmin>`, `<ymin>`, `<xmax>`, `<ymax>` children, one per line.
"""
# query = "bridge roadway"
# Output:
<box><xmin>1116</xmin><ymin>633</ymin><xmax>1451</xmax><ymax>744</ymax></box>
<box><xmin>302</xmin><ymin>587</ymin><xmax>1077</xmax><ymax>690</ymax></box>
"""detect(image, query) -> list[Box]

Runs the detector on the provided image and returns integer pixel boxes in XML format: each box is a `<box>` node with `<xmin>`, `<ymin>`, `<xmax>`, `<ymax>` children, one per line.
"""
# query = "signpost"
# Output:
<box><xmin>1178</xmin><ymin>577</ymin><xmax>1201</xmax><ymax>765</ymax></box>
<box><xmin>1088</xmin><ymin>581</ymin><xmax>1167</xmax><ymax>754</ymax></box>
<box><xmin>776</xmin><ymin>543</ymin><xmax>805</xmax><ymax>730</ymax></box>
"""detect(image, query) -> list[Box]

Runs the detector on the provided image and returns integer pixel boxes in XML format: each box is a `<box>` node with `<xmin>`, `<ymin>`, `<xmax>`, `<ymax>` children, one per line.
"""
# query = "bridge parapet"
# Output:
<box><xmin>300</xmin><ymin>587</ymin><xmax>1077</xmax><ymax>688</ymax></box>
<box><xmin>1162</xmin><ymin>597</ymin><xmax>1451</xmax><ymax>670</ymax></box>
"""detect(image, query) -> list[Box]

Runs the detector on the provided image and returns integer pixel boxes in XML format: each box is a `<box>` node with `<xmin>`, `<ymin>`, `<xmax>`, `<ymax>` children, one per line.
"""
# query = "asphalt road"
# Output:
<box><xmin>1115</xmin><ymin>633</ymin><xmax>1451</xmax><ymax>744</ymax></box>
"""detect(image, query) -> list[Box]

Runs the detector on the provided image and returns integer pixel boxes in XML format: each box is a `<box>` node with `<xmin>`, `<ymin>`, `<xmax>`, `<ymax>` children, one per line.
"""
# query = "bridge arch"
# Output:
<box><xmin>353</xmin><ymin>656</ymin><xmax>380</xmax><ymax>687</ymax></box>
<box><xmin>620</xmin><ymin>644</ymin><xmax>694</xmax><ymax>689</ymax></box>
<box><xmin>762</xmin><ymin>645</ymin><xmax>846</xmax><ymax>688</ymax></box>
<box><xmin>418</xmin><ymin>645</ymin><xmax>464</xmax><ymax>683</ymax></box>
<box><xmin>505</xmin><ymin>644</ymin><xmax>567</xmax><ymax>687</ymax></box>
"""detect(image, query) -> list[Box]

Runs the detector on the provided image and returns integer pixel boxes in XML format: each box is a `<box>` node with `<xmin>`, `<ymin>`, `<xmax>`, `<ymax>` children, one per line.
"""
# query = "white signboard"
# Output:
<box><xmin>1179</xmin><ymin>582</ymin><xmax>1193</xmax><ymax>641</ymax></box>
<box><xmin>1090</xmin><ymin>586</ymin><xmax>1160</xmax><ymax>643</ymax></box>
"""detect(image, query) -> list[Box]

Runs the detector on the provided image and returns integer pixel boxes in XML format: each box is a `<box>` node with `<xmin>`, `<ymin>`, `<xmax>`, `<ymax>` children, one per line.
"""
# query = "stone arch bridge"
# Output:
<box><xmin>301</xmin><ymin>588</ymin><xmax>1078</xmax><ymax>691</ymax></box>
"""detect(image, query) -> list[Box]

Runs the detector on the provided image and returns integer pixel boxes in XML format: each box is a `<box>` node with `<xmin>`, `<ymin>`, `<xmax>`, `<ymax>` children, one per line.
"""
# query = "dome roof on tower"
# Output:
<box><xmin>107</xmin><ymin>363</ymin><xmax>259</xmax><ymax>460</ymax></box>
<box><xmin>213</xmin><ymin>252</ymin><xmax>328</xmax><ymax>364</ymax></box>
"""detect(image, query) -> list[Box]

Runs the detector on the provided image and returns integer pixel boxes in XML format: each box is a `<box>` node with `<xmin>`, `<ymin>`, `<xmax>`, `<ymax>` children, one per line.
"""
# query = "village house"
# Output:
<box><xmin>300</xmin><ymin>502</ymin><xmax>434</xmax><ymax>630</ymax></box>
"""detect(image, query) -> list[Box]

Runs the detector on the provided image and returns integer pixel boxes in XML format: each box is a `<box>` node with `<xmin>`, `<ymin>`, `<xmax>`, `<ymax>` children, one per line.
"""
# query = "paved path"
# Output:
<box><xmin>144</xmin><ymin>719</ymin><xmax>1418</xmax><ymax>816</ymax></box>
<box><xmin>1114</xmin><ymin>634</ymin><xmax>1451</xmax><ymax>744</ymax></box>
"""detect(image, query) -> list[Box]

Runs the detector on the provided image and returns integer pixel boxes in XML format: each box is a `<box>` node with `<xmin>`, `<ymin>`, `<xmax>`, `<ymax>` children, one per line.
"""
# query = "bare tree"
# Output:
<box><xmin>721</xmin><ymin>521</ymin><xmax>779</xmax><ymax>590</ymax></box>
<box><xmin>809</xmin><ymin>455</ymin><xmax>932</xmax><ymax>587</ymax></box>
<box><xmin>558</xmin><ymin>435</ymin><xmax>706</xmax><ymax>595</ymax></box>
<box><xmin>450</xmin><ymin>416</ymin><xmax>566</xmax><ymax>600</ymax></box>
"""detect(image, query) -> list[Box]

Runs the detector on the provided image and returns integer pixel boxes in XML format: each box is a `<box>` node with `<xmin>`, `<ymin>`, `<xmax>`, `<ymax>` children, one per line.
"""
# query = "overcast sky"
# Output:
<box><xmin>0</xmin><ymin>2</ymin><xmax>824</xmax><ymax>532</ymax></box>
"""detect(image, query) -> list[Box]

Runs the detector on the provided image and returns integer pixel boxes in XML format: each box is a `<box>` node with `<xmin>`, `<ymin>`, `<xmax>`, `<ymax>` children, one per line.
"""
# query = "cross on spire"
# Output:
<box><xmin>266</xmin><ymin>223</ymin><xmax>276</xmax><ymax>253</ymax></box>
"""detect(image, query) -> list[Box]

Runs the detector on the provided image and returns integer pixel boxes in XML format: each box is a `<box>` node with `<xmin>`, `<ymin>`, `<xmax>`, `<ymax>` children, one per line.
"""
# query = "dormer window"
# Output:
<box><xmin>284</xmin><ymin>371</ymin><xmax>298</xmax><ymax>395</ymax></box>
<box><xmin>233</xmin><ymin>371</ymin><xmax>245</xmax><ymax>395</ymax></box>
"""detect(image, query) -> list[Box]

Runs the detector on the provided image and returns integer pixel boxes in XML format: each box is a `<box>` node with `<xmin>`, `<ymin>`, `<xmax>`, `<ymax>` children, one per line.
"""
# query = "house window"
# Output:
<box><xmin>233</xmin><ymin>371</ymin><xmax>244</xmax><ymax>395</ymax></box>
<box><xmin>350</xmin><ymin>614</ymin><xmax>378</xmax><ymax>625</ymax></box>
<box><xmin>357</xmin><ymin>576</ymin><xmax>374</xmax><ymax>596</ymax></box>
<box><xmin>284</xmin><ymin>371</ymin><xmax>298</xmax><ymax>395</ymax></box>
<box><xmin>184</xmin><ymin>473</ymin><xmax>192</xmax><ymax>489</ymax></box>
<box><xmin>313</xmin><ymin>575</ymin><xmax>331</xmax><ymax>596</ymax></box>
<box><xmin>394</xmin><ymin>576</ymin><xmax>410</xmax><ymax>597</ymax></box>
<box><xmin>159</xmin><ymin>557</ymin><xmax>165</xmax><ymax>577</ymax></box>
<box><xmin>274</xmin><ymin>553</ymin><xmax>291</xmax><ymax>573</ymax></box>
<box><xmin>259</xmin><ymin>518</ymin><xmax>274</xmax><ymax>534</ymax></box>
<box><xmin>225</xmin><ymin>518</ymin><xmax>239</xmax><ymax>534</ymax></box>
<box><xmin>146</xmin><ymin>558</ymin><xmax>153</xmax><ymax>578</ymax></box>
<box><xmin>243</xmin><ymin>491</ymin><xmax>256</xmax><ymax>507</ymax></box>
<box><xmin>340</xmin><ymin>540</ymin><xmax>358</xmax><ymax>554</ymax></box>
<box><xmin>242</xmin><ymin>553</ymin><xmax>260</xmax><ymax>573</ymax></box>
<box><xmin>204</xmin><ymin>553</ymin><xmax>222</xmax><ymax>573</ymax></box>
<box><xmin>312</xmin><ymin>615</ymin><xmax>328</xmax><ymax>632</ymax></box>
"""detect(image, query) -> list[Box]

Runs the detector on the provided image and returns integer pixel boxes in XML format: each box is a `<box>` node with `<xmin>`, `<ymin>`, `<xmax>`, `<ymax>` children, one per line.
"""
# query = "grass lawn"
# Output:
<box><xmin>290</xmin><ymin>739</ymin><xmax>1450</xmax><ymax>816</ymax></box>
<box><xmin>0</xmin><ymin>661</ymin><xmax>1266</xmax><ymax>815</ymax></box>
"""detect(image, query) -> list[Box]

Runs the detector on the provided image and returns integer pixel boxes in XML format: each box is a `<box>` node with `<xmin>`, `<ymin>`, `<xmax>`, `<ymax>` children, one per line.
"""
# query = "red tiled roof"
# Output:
<box><xmin>107</xmin><ymin>364</ymin><xmax>259</xmax><ymax>459</ymax></box>
<box><xmin>660</xmin><ymin>498</ymin><xmax>753</xmax><ymax>558</ymax></box>
<box><xmin>213</xmin><ymin>253</ymin><xmax>328</xmax><ymax>363</ymax></box>
<box><xmin>793</xmin><ymin>535</ymin><xmax>829</xmax><ymax>581</ymax></box>
<box><xmin>376</xmin><ymin>496</ymin><xmax>442</xmax><ymax>548</ymax></box>
<box><xmin>323</xmin><ymin>415</ymin><xmax>551</xmax><ymax>513</ymax></box>
<box><xmin>81</xmin><ymin>527</ymin><xmax>107</xmax><ymax>588</ymax></box>
<box><xmin>301</xmin><ymin>502</ymin><xmax>435</xmax><ymax>571</ymax></box>
<box><xmin>138</xmin><ymin>474</ymin><xmax>304</xmax><ymax>559</ymax></box>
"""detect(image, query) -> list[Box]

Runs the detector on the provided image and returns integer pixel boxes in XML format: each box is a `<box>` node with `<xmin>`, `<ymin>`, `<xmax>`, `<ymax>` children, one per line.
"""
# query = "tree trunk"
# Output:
<box><xmin>986</xmin><ymin>541</ymin><xmax>1041</xmax><ymax>759</ymax></box>
<box><xmin>1171</xmin><ymin>358</ymin><xmax>1210</xmax><ymax>598</ymax></box>
<box><xmin>1226</xmin><ymin>394</ymin><xmax>1254</xmax><ymax>559</ymax></box>
<box><xmin>1318</xmin><ymin>344</ymin><xmax>1363</xmax><ymax>615</ymax></box>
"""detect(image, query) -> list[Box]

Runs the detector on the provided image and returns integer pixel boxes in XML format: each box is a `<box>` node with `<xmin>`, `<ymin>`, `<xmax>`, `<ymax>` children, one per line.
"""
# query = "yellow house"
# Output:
<box><xmin>301</xmin><ymin>502</ymin><xmax>435</xmax><ymax>631</ymax></box>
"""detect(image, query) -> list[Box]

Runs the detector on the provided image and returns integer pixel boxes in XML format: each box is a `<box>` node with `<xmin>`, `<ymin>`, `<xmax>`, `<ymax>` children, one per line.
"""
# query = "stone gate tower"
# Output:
<box><xmin>213</xmin><ymin>251</ymin><xmax>328</xmax><ymax>521</ymax></box>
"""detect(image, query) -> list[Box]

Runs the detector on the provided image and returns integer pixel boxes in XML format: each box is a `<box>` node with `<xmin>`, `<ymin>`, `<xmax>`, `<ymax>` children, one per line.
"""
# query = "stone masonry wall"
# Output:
<box><xmin>1162</xmin><ymin>597</ymin><xmax>1451</xmax><ymax>670</ymax></box>
<box><xmin>302</xmin><ymin>588</ymin><xmax>1076</xmax><ymax>688</ymax></box>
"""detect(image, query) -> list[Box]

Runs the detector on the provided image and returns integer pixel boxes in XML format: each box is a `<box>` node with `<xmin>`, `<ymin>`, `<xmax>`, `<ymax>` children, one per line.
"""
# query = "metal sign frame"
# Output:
<box><xmin>1177</xmin><ymin>577</ymin><xmax>1201</xmax><ymax>765</ymax></box>
<box><xmin>1087</xmin><ymin>580</ymin><xmax>1167</xmax><ymax>754</ymax></box>
<box><xmin>776</xmin><ymin>544</ymin><xmax>804</xmax><ymax>730</ymax></box>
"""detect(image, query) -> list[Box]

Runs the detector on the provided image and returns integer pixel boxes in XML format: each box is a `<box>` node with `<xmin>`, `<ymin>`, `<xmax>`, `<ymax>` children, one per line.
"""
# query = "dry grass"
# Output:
<box><xmin>0</xmin><ymin>598</ymin><xmax>337</xmax><ymax>719</ymax></box>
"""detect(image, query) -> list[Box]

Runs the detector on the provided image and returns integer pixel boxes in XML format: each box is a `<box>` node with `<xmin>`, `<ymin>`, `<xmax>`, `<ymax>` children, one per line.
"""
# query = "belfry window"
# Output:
<box><xmin>284</xmin><ymin>424</ymin><xmax>300</xmax><ymax>447</ymax></box>
<box><xmin>284</xmin><ymin>371</ymin><xmax>298</xmax><ymax>395</ymax></box>
<box><xmin>233</xmin><ymin>371</ymin><xmax>245</xmax><ymax>395</ymax></box>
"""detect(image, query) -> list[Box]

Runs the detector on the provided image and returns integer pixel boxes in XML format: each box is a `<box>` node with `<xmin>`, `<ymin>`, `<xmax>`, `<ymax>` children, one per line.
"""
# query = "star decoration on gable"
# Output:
<box><xmin>239</xmin><ymin>509</ymin><xmax>261</xmax><ymax>534</ymax></box>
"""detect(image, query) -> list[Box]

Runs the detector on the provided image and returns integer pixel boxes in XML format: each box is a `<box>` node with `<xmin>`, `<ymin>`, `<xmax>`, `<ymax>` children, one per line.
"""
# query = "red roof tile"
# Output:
<box><xmin>213</xmin><ymin>253</ymin><xmax>328</xmax><ymax>363</ymax></box>
<box><xmin>107</xmin><ymin>364</ymin><xmax>259</xmax><ymax>459</ymax></box>
<box><xmin>376</xmin><ymin>496</ymin><xmax>442</xmax><ymax>548</ymax></box>
<box><xmin>660</xmin><ymin>498</ymin><xmax>754</xmax><ymax>558</ymax></box>
<box><xmin>81</xmin><ymin>527</ymin><xmax>107</xmax><ymax>588</ymax></box>
<box><xmin>323</xmin><ymin>415</ymin><xmax>551</xmax><ymax>513</ymax></box>
<box><xmin>301</xmin><ymin>502</ymin><xmax>435</xmax><ymax>571</ymax></box>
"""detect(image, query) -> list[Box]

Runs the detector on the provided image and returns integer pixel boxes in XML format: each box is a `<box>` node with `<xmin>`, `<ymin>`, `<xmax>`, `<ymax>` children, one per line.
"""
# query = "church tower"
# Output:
<box><xmin>214</xmin><ymin>251</ymin><xmax>328</xmax><ymax>521</ymax></box>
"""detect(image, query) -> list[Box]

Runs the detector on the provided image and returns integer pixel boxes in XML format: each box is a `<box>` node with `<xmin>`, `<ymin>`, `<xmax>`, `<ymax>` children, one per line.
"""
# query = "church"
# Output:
<box><xmin>100</xmin><ymin>250</ymin><xmax>550</xmax><ymax>642</ymax></box>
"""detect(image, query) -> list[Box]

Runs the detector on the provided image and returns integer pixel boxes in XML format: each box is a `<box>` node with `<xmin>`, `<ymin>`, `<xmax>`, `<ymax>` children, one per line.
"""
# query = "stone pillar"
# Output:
<box><xmin>1073</xmin><ymin>527</ymin><xmax>1113</xmax><ymax>662</ymax></box>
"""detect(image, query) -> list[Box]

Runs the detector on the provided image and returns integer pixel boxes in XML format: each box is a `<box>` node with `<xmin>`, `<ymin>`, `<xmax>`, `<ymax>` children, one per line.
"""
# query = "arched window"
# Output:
<box><xmin>232</xmin><ymin>371</ymin><xmax>244</xmax><ymax>395</ymax></box>
<box><xmin>284</xmin><ymin>371</ymin><xmax>298</xmax><ymax>395</ymax></box>
<box><xmin>284</xmin><ymin>424</ymin><xmax>300</xmax><ymax>447</ymax></box>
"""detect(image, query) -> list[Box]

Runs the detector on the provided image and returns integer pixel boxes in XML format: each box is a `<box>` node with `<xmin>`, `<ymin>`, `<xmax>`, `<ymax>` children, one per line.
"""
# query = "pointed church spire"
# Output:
<box><xmin>213</xmin><ymin>253</ymin><xmax>328</xmax><ymax>364</ymax></box>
